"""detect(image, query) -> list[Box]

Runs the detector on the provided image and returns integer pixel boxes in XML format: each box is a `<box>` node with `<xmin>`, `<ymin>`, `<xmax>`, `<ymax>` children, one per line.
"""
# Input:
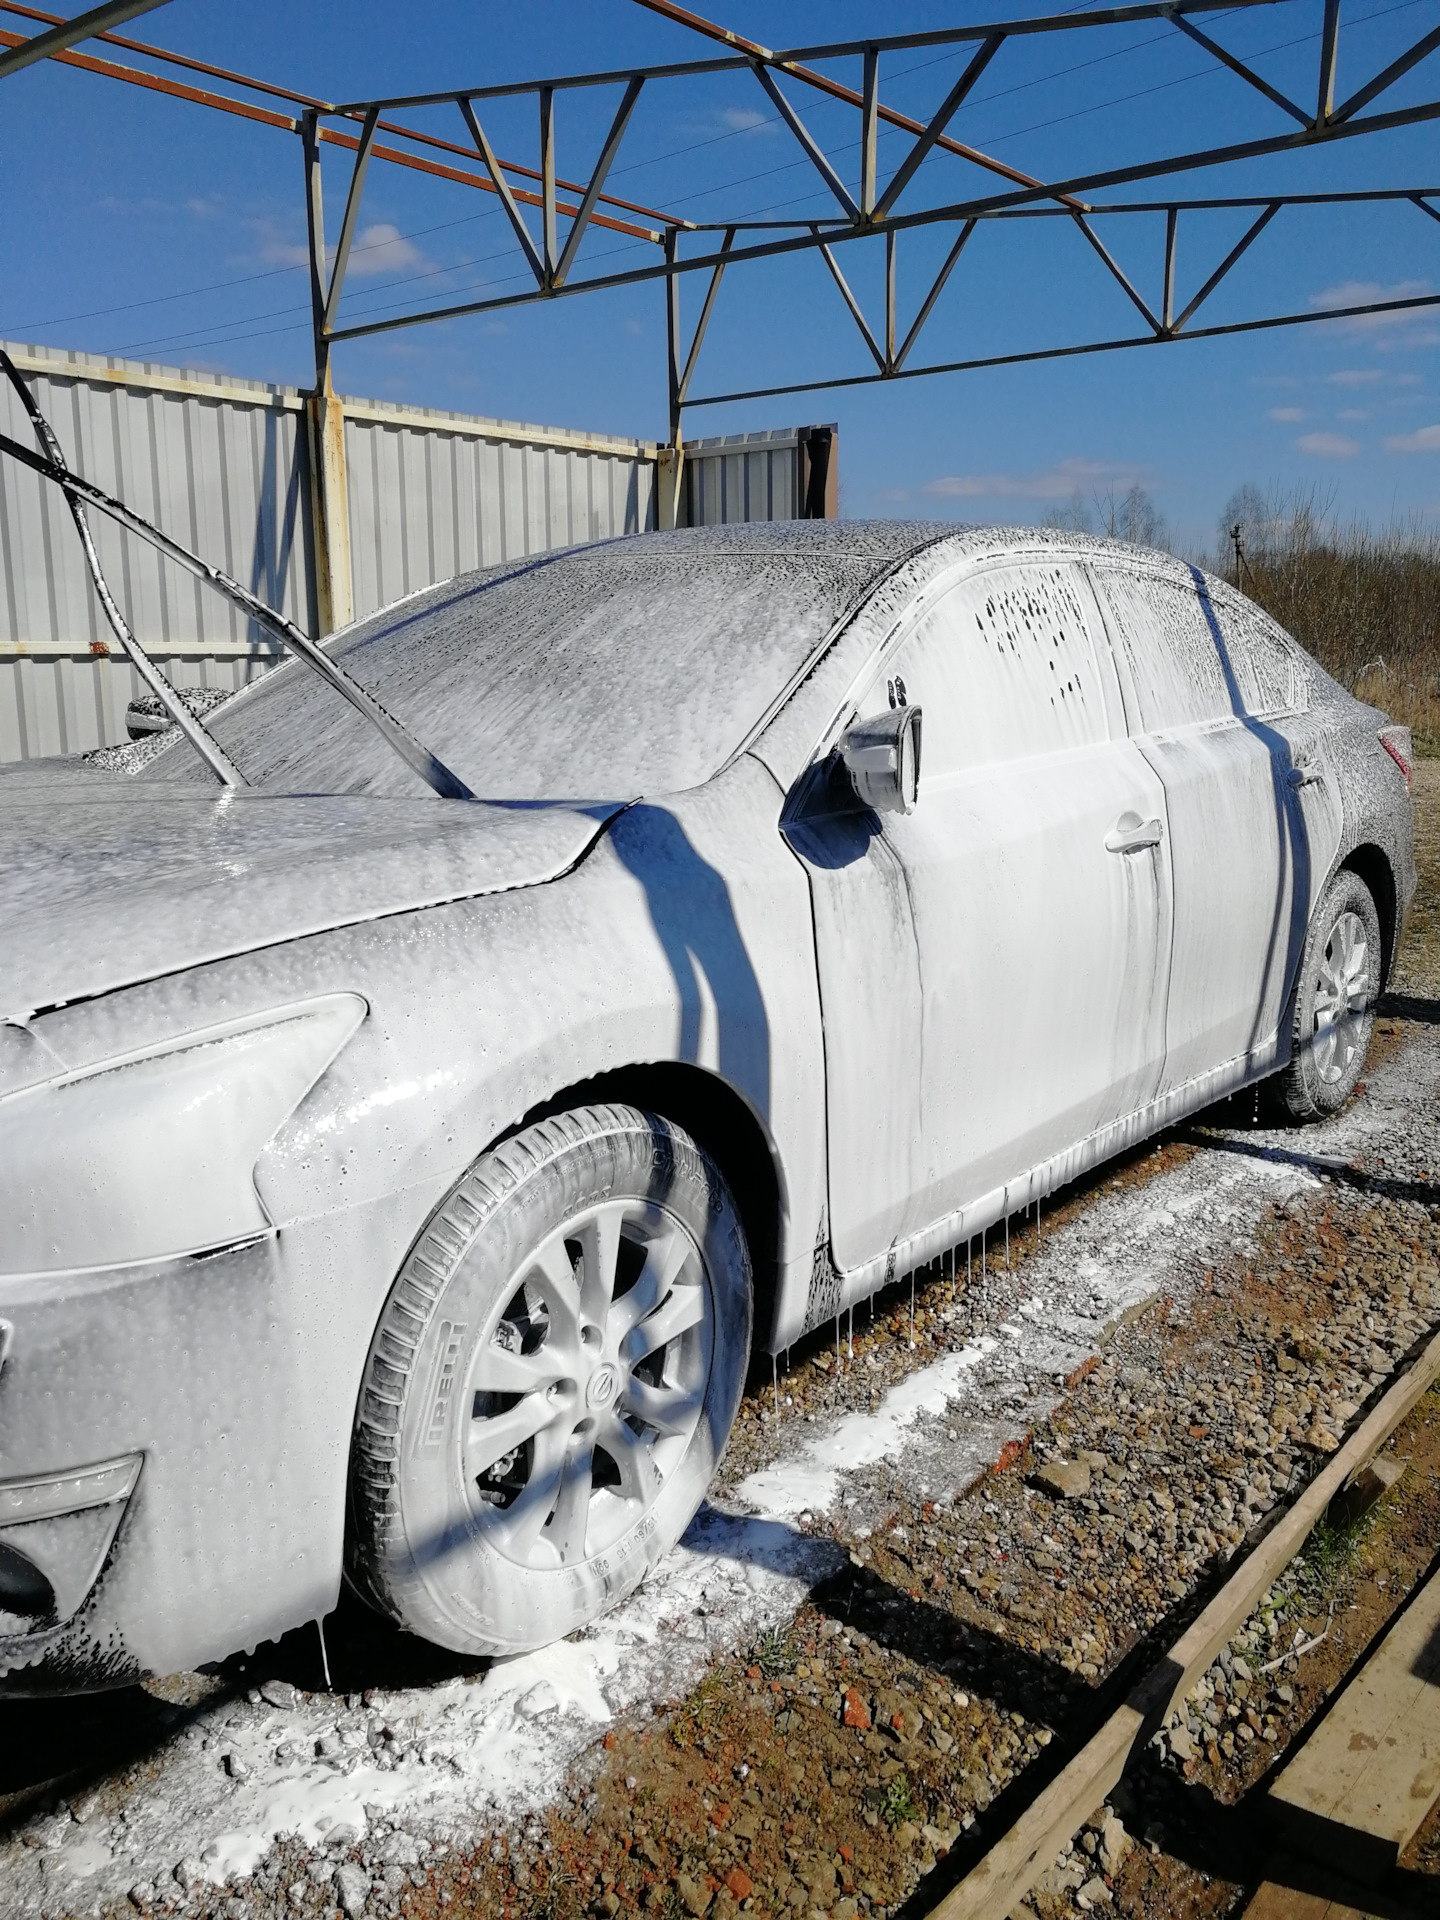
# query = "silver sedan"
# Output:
<box><xmin>0</xmin><ymin>522</ymin><xmax>1415</xmax><ymax>1688</ymax></box>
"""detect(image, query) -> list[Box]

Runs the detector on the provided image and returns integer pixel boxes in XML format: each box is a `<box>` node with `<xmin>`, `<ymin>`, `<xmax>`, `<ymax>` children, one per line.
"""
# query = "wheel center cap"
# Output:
<box><xmin>586</xmin><ymin>1362</ymin><xmax>619</xmax><ymax>1410</ymax></box>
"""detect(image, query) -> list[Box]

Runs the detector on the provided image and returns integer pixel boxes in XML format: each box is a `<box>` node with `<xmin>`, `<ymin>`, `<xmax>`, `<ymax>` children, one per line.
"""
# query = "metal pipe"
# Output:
<box><xmin>0</xmin><ymin>0</ymin><xmax>168</xmax><ymax>79</ymax></box>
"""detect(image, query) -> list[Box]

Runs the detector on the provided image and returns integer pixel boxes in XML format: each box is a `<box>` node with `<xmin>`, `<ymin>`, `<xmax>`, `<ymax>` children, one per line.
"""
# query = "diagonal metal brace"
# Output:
<box><xmin>811</xmin><ymin>225</ymin><xmax>885</xmax><ymax>369</ymax></box>
<box><xmin>1071</xmin><ymin>213</ymin><xmax>1161</xmax><ymax>334</ymax></box>
<box><xmin>754</xmin><ymin>62</ymin><xmax>860</xmax><ymax>222</ymax></box>
<box><xmin>460</xmin><ymin>97</ymin><xmax>546</xmax><ymax>285</ymax></box>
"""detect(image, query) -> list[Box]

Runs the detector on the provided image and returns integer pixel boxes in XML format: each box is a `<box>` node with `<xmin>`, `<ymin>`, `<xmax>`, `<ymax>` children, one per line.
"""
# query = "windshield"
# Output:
<box><xmin>138</xmin><ymin>525</ymin><xmax>918</xmax><ymax>800</ymax></box>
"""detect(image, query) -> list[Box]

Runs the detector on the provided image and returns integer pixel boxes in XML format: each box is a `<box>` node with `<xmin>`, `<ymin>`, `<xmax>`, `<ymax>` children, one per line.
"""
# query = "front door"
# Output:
<box><xmin>787</xmin><ymin>556</ymin><xmax>1173</xmax><ymax>1277</ymax></box>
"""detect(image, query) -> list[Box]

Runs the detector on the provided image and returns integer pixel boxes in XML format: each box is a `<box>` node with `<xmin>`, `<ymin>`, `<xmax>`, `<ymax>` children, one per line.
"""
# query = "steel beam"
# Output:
<box><xmin>812</xmin><ymin>227</ymin><xmax>886</xmax><ymax>371</ymax></box>
<box><xmin>1170</xmin><ymin>198</ymin><xmax>1279</xmax><ymax>331</ymax></box>
<box><xmin>683</xmin><ymin>290</ymin><xmax>1440</xmax><ymax>411</ymax></box>
<box><xmin>1071</xmin><ymin>213</ymin><xmax>1161</xmax><ymax>334</ymax></box>
<box><xmin>325</xmin><ymin>96</ymin><xmax>1440</xmax><ymax>349</ymax></box>
<box><xmin>539</xmin><ymin>86</ymin><xmax>558</xmax><ymax>282</ymax></box>
<box><xmin>1317</xmin><ymin>0</ymin><xmax>1342</xmax><ymax>126</ymax></box>
<box><xmin>872</xmin><ymin>33</ymin><xmax>1006</xmax><ymax>222</ymax></box>
<box><xmin>0</xmin><ymin>0</ymin><xmax>167</xmax><ymax>79</ymax></box>
<box><xmin>1165</xmin><ymin>11</ymin><xmax>1310</xmax><ymax>128</ymax></box>
<box><xmin>752</xmin><ymin>62</ymin><xmax>860</xmax><ymax>223</ymax></box>
<box><xmin>322</xmin><ymin>103</ymin><xmax>379</xmax><ymax>335</ymax></box>
<box><xmin>859</xmin><ymin>45</ymin><xmax>879</xmax><ymax>221</ymax></box>
<box><xmin>1331</xmin><ymin>20</ymin><xmax>1440</xmax><ymax>126</ymax></box>
<box><xmin>676</xmin><ymin>226</ymin><xmax>736</xmax><ymax>405</ymax></box>
<box><xmin>1162</xmin><ymin>207</ymin><xmax>1178</xmax><ymax>332</ymax></box>
<box><xmin>460</xmin><ymin>97</ymin><xmax>546</xmax><ymax>284</ymax></box>
<box><xmin>554</xmin><ymin>76</ymin><xmax>645</xmax><ymax>285</ymax></box>
<box><xmin>893</xmin><ymin>219</ymin><xmax>977</xmax><ymax>372</ymax></box>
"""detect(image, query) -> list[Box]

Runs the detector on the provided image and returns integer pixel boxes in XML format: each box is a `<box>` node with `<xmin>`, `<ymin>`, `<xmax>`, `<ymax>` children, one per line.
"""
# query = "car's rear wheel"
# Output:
<box><xmin>1273</xmin><ymin>869</ymin><xmax>1381</xmax><ymax>1122</ymax></box>
<box><xmin>347</xmin><ymin>1104</ymin><xmax>751</xmax><ymax>1655</ymax></box>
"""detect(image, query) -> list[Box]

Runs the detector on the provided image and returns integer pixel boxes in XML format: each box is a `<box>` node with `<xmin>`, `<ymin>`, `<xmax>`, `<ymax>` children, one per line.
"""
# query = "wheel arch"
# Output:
<box><xmin>508</xmin><ymin>1062</ymin><xmax>785</xmax><ymax>1361</ymax></box>
<box><xmin>1338</xmin><ymin>842</ymin><xmax>1398</xmax><ymax>990</ymax></box>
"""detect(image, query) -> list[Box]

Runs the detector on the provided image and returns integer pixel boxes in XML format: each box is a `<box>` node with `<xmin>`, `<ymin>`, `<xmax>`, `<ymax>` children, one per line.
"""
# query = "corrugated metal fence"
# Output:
<box><xmin>0</xmin><ymin>336</ymin><xmax>836</xmax><ymax>763</ymax></box>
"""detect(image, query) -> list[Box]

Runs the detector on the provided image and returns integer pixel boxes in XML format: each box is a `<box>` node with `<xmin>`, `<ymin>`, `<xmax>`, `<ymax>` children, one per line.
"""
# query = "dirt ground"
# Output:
<box><xmin>8</xmin><ymin>765</ymin><xmax>1438</xmax><ymax>1920</ymax></box>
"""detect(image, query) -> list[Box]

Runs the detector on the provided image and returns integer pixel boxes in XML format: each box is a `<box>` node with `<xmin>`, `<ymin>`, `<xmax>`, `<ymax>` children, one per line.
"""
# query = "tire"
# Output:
<box><xmin>1273</xmin><ymin>869</ymin><xmax>1382</xmax><ymax>1122</ymax></box>
<box><xmin>347</xmin><ymin>1104</ymin><xmax>752</xmax><ymax>1655</ymax></box>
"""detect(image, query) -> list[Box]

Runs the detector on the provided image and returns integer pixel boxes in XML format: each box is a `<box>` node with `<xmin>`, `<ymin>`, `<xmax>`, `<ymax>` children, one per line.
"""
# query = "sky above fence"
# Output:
<box><xmin>0</xmin><ymin>0</ymin><xmax>1436</xmax><ymax>550</ymax></box>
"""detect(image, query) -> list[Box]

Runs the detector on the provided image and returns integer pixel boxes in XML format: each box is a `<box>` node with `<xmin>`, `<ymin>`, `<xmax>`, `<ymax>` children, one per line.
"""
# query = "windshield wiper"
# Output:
<box><xmin>1</xmin><ymin>348</ymin><xmax>244</xmax><ymax>788</ymax></box>
<box><xmin>0</xmin><ymin>402</ymin><xmax>474</xmax><ymax>802</ymax></box>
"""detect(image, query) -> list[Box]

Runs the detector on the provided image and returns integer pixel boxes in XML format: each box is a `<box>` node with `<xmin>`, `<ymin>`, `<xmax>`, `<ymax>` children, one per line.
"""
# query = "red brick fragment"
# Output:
<box><xmin>602</xmin><ymin>1731</ymin><xmax>617</xmax><ymax>1749</ymax></box>
<box><xmin>726</xmin><ymin>1868</ymin><xmax>753</xmax><ymax>1901</ymax></box>
<box><xmin>842</xmin><ymin>1687</ymin><xmax>871</xmax><ymax>1730</ymax></box>
<box><xmin>994</xmin><ymin>1438</ymin><xmax>1024</xmax><ymax>1474</ymax></box>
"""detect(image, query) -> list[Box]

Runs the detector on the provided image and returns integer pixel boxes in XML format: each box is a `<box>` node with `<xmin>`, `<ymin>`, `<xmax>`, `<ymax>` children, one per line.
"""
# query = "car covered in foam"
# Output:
<box><xmin>0</xmin><ymin>520</ymin><xmax>1415</xmax><ymax>1688</ymax></box>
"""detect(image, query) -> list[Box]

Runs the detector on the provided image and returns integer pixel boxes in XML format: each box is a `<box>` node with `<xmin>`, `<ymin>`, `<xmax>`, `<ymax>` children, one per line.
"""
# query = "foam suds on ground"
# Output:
<box><xmin>4</xmin><ymin>1025</ymin><xmax>1435</xmax><ymax>1918</ymax></box>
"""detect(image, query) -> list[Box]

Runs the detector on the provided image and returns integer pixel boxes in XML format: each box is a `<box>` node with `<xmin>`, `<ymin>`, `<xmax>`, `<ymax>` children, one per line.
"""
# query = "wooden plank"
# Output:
<box><xmin>1243</xmin><ymin>1885</ymin><xmax>1369</xmax><ymax>1919</ymax></box>
<box><xmin>1269</xmin><ymin>1569</ymin><xmax>1440</xmax><ymax>1878</ymax></box>
<box><xmin>927</xmin><ymin>1330</ymin><xmax>1440</xmax><ymax>1920</ymax></box>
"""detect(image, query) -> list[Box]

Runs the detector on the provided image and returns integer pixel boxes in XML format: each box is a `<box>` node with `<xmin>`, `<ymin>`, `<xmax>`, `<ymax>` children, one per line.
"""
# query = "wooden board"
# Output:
<box><xmin>1269</xmin><ymin>1567</ymin><xmax>1440</xmax><ymax>1880</ymax></box>
<box><xmin>927</xmin><ymin>1331</ymin><xmax>1440</xmax><ymax>1920</ymax></box>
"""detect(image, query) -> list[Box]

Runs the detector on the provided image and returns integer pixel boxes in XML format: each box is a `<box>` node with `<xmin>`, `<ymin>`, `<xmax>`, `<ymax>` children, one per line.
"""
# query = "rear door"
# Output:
<box><xmin>787</xmin><ymin>555</ymin><xmax>1172</xmax><ymax>1274</ymax></box>
<box><xmin>1086</xmin><ymin>561</ymin><xmax>1306</xmax><ymax>1098</ymax></box>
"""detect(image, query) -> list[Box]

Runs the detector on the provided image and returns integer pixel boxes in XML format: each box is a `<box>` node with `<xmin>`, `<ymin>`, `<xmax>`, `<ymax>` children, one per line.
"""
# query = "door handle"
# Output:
<box><xmin>1287</xmin><ymin>762</ymin><xmax>1323</xmax><ymax>789</ymax></box>
<box><xmin>1105</xmin><ymin>812</ymin><xmax>1163</xmax><ymax>854</ymax></box>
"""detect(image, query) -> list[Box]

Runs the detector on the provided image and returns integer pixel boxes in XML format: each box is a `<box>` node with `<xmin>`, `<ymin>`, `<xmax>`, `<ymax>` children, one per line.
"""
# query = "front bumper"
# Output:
<box><xmin>0</xmin><ymin>1207</ymin><xmax>400</xmax><ymax>1694</ymax></box>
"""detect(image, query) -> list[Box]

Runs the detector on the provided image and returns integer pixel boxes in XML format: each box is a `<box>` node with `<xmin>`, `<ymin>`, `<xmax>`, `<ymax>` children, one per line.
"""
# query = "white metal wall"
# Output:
<box><xmin>0</xmin><ymin>340</ymin><xmax>825</xmax><ymax>763</ymax></box>
<box><xmin>343</xmin><ymin>399</ymin><xmax>655</xmax><ymax>625</ymax></box>
<box><xmin>0</xmin><ymin>341</ymin><xmax>311</xmax><ymax>762</ymax></box>
<box><xmin>682</xmin><ymin>427</ymin><xmax>803</xmax><ymax>527</ymax></box>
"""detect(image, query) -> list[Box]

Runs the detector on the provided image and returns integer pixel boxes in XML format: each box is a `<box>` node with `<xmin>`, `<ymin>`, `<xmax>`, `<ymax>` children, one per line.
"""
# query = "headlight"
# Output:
<box><xmin>0</xmin><ymin>993</ymin><xmax>365</xmax><ymax>1276</ymax></box>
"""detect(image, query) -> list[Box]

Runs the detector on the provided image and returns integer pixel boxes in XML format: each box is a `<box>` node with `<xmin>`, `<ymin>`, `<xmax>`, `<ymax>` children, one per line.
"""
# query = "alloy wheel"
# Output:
<box><xmin>463</xmin><ymin>1198</ymin><xmax>713</xmax><ymax>1569</ymax></box>
<box><xmin>1310</xmin><ymin>908</ymin><xmax>1371</xmax><ymax>1084</ymax></box>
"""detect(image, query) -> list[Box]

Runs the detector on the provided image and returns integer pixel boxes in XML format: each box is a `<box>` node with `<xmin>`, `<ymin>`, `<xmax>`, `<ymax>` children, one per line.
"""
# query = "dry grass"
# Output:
<box><xmin>1214</xmin><ymin>496</ymin><xmax>1440</xmax><ymax>752</ymax></box>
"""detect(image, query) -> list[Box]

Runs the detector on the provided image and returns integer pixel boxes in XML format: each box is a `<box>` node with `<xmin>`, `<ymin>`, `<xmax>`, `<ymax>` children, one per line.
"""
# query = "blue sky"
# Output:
<box><xmin>1</xmin><ymin>0</ymin><xmax>1437</xmax><ymax>550</ymax></box>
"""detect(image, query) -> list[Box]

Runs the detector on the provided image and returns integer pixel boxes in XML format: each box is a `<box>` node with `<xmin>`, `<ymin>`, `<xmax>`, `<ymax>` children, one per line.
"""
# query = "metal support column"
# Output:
<box><xmin>302</xmin><ymin>110</ymin><xmax>353</xmax><ymax>635</ymax></box>
<box><xmin>657</xmin><ymin>227</ymin><xmax>685</xmax><ymax>530</ymax></box>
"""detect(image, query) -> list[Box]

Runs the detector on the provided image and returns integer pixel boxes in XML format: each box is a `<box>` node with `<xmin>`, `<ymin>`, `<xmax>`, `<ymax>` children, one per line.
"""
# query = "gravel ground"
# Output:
<box><xmin>5</xmin><ymin>762</ymin><xmax>1436</xmax><ymax>1920</ymax></box>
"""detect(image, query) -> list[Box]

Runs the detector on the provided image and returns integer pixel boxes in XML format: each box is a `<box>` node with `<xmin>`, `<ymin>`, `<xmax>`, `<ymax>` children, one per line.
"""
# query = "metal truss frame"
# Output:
<box><xmin>297</xmin><ymin>0</ymin><xmax>1440</xmax><ymax>476</ymax></box>
<box><xmin>3</xmin><ymin>1</ymin><xmax>1438</xmax><ymax>487</ymax></box>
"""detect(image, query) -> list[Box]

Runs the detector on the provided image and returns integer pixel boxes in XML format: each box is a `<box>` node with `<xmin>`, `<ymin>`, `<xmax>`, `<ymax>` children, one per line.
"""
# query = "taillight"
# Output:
<box><xmin>1379</xmin><ymin>724</ymin><xmax>1412</xmax><ymax>793</ymax></box>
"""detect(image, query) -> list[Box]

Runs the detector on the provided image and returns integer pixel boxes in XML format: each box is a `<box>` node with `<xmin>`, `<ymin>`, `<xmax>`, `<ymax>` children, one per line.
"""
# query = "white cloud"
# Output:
<box><xmin>1296</xmin><ymin>431</ymin><xmax>1360</xmax><ymax>457</ymax></box>
<box><xmin>923</xmin><ymin>456</ymin><xmax>1142</xmax><ymax>501</ymax></box>
<box><xmin>345</xmin><ymin>222</ymin><xmax>427</xmax><ymax>278</ymax></box>
<box><xmin>1309</xmin><ymin>281</ymin><xmax>1438</xmax><ymax>346</ymax></box>
<box><xmin>720</xmin><ymin>105</ymin><xmax>770</xmax><ymax>132</ymax></box>
<box><xmin>1266</xmin><ymin>406</ymin><xmax>1305</xmax><ymax>423</ymax></box>
<box><xmin>1384</xmin><ymin>424</ymin><xmax>1440</xmax><ymax>453</ymax></box>
<box><xmin>1337</xmin><ymin>408</ymin><xmax>1370</xmax><ymax>422</ymax></box>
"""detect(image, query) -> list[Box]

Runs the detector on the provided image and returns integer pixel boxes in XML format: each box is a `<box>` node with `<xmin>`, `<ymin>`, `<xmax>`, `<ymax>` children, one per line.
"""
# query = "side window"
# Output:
<box><xmin>1092</xmin><ymin>566</ymin><xmax>1236</xmax><ymax>732</ymax></box>
<box><xmin>1203</xmin><ymin>578</ymin><xmax>1305</xmax><ymax>716</ymax></box>
<box><xmin>877</xmin><ymin>561</ymin><xmax>1112</xmax><ymax>777</ymax></box>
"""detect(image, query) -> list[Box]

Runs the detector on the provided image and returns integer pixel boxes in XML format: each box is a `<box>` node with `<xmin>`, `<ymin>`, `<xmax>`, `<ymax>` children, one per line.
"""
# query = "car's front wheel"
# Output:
<box><xmin>1273</xmin><ymin>868</ymin><xmax>1382</xmax><ymax>1121</ymax></box>
<box><xmin>347</xmin><ymin>1104</ymin><xmax>751</xmax><ymax>1655</ymax></box>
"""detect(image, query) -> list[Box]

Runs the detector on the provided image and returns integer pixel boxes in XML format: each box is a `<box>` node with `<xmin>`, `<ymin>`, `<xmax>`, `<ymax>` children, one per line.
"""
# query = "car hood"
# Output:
<box><xmin>0</xmin><ymin>772</ymin><xmax>623</xmax><ymax>1014</ymax></box>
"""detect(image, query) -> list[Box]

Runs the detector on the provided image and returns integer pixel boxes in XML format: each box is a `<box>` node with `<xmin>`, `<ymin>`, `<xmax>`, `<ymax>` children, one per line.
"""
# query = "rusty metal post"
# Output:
<box><xmin>657</xmin><ymin>227</ymin><xmax>685</xmax><ymax>530</ymax></box>
<box><xmin>302</xmin><ymin>110</ymin><xmax>353</xmax><ymax>635</ymax></box>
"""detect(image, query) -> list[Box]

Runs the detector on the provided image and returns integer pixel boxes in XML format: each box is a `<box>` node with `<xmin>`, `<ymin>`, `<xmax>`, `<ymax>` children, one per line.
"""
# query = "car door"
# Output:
<box><xmin>1085</xmin><ymin>560</ymin><xmax>1310</xmax><ymax>1099</ymax></box>
<box><xmin>785</xmin><ymin>555</ymin><xmax>1172</xmax><ymax>1277</ymax></box>
<box><xmin>1204</xmin><ymin>577</ymin><xmax>1344</xmax><ymax>936</ymax></box>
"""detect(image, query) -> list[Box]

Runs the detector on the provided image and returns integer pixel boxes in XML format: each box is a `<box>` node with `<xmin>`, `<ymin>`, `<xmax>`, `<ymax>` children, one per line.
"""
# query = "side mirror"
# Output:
<box><xmin>840</xmin><ymin>704</ymin><xmax>922</xmax><ymax>815</ymax></box>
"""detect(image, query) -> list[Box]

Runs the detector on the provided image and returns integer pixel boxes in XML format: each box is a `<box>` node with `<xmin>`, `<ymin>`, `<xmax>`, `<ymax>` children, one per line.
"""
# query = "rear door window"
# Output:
<box><xmin>1202</xmin><ymin>578</ymin><xmax>1306</xmax><ymax>716</ymax></box>
<box><xmin>1088</xmin><ymin>568</ymin><xmax>1236</xmax><ymax>732</ymax></box>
